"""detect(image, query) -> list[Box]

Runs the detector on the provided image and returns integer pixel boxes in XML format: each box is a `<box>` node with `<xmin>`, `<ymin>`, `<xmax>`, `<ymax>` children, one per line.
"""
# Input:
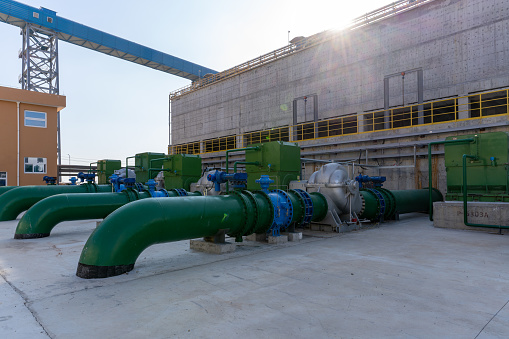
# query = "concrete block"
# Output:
<box><xmin>433</xmin><ymin>201</ymin><xmax>509</xmax><ymax>234</ymax></box>
<box><xmin>282</xmin><ymin>232</ymin><xmax>302</xmax><ymax>242</ymax></box>
<box><xmin>310</xmin><ymin>223</ymin><xmax>336</xmax><ymax>232</ymax></box>
<box><xmin>245</xmin><ymin>233</ymin><xmax>267</xmax><ymax>242</ymax></box>
<box><xmin>268</xmin><ymin>235</ymin><xmax>288</xmax><ymax>244</ymax></box>
<box><xmin>190</xmin><ymin>239</ymin><xmax>236</xmax><ymax>254</ymax></box>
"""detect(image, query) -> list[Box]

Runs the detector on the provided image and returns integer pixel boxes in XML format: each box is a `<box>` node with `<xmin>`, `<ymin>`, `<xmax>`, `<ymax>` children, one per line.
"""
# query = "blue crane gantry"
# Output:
<box><xmin>0</xmin><ymin>0</ymin><xmax>217</xmax><ymax>94</ymax></box>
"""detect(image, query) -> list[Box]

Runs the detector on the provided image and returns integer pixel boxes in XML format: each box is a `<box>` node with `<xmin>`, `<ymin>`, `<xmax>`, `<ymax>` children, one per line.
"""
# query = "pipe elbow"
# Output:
<box><xmin>15</xmin><ymin>194</ymin><xmax>71</xmax><ymax>239</ymax></box>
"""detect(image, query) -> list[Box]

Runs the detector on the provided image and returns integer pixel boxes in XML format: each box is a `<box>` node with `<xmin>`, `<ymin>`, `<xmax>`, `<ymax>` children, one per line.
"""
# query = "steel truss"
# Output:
<box><xmin>19</xmin><ymin>23</ymin><xmax>59</xmax><ymax>94</ymax></box>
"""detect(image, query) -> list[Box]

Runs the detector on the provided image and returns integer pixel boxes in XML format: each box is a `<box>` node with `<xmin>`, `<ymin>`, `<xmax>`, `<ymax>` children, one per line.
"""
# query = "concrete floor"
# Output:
<box><xmin>0</xmin><ymin>214</ymin><xmax>508</xmax><ymax>338</ymax></box>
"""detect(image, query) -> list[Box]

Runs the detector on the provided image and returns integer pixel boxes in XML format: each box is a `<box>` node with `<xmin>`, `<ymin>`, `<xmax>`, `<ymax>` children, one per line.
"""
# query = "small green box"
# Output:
<box><xmin>163</xmin><ymin>154</ymin><xmax>202</xmax><ymax>190</ymax></box>
<box><xmin>134</xmin><ymin>152</ymin><xmax>165</xmax><ymax>184</ymax></box>
<box><xmin>97</xmin><ymin>159</ymin><xmax>121</xmax><ymax>185</ymax></box>
<box><xmin>245</xmin><ymin>141</ymin><xmax>301</xmax><ymax>191</ymax></box>
<box><xmin>445</xmin><ymin>132</ymin><xmax>509</xmax><ymax>201</ymax></box>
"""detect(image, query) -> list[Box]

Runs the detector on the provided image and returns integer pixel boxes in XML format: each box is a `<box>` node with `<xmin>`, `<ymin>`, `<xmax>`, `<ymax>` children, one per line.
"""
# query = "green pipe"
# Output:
<box><xmin>462</xmin><ymin>154</ymin><xmax>509</xmax><ymax>229</ymax></box>
<box><xmin>428</xmin><ymin>138</ymin><xmax>475</xmax><ymax>221</ymax></box>
<box><xmin>15</xmin><ymin>191</ymin><xmax>151</xmax><ymax>239</ymax></box>
<box><xmin>148</xmin><ymin>168</ymin><xmax>171</xmax><ymax>181</ymax></box>
<box><xmin>14</xmin><ymin>189</ymin><xmax>202</xmax><ymax>239</ymax></box>
<box><xmin>225</xmin><ymin>147</ymin><xmax>260</xmax><ymax>192</ymax></box>
<box><xmin>360</xmin><ymin>188</ymin><xmax>443</xmax><ymax>221</ymax></box>
<box><xmin>76</xmin><ymin>190</ymin><xmax>327</xmax><ymax>279</ymax></box>
<box><xmin>148</xmin><ymin>157</ymin><xmax>172</xmax><ymax>179</ymax></box>
<box><xmin>125</xmin><ymin>155</ymin><xmax>138</xmax><ymax>178</ymax></box>
<box><xmin>233</xmin><ymin>161</ymin><xmax>259</xmax><ymax>174</ymax></box>
<box><xmin>0</xmin><ymin>184</ymin><xmax>112</xmax><ymax>221</ymax></box>
<box><xmin>89</xmin><ymin>162</ymin><xmax>97</xmax><ymax>174</ymax></box>
<box><xmin>0</xmin><ymin>186</ymin><xmax>18</xmax><ymax>196</ymax></box>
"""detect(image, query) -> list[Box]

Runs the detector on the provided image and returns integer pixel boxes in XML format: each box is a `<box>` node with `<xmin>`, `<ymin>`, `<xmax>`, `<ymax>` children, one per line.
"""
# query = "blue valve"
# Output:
<box><xmin>256</xmin><ymin>175</ymin><xmax>274</xmax><ymax>192</ymax></box>
<box><xmin>355</xmin><ymin>175</ymin><xmax>386</xmax><ymax>189</ymax></box>
<box><xmin>69</xmin><ymin>177</ymin><xmax>78</xmax><ymax>185</ymax></box>
<box><xmin>207</xmin><ymin>170</ymin><xmax>247</xmax><ymax>192</ymax></box>
<box><xmin>42</xmin><ymin>176</ymin><xmax>57</xmax><ymax>185</ymax></box>
<box><xmin>77</xmin><ymin>172</ymin><xmax>95</xmax><ymax>183</ymax></box>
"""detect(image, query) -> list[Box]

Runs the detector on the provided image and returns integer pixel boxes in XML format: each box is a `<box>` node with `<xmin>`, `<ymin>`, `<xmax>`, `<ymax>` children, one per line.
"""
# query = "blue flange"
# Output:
<box><xmin>292</xmin><ymin>189</ymin><xmax>314</xmax><ymax>226</ymax></box>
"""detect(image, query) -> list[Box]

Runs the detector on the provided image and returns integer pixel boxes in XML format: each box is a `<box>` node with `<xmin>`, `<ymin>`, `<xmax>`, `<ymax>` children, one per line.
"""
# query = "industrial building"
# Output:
<box><xmin>0</xmin><ymin>86</ymin><xmax>65</xmax><ymax>186</ymax></box>
<box><xmin>1</xmin><ymin>0</ymin><xmax>509</xmax><ymax>338</ymax></box>
<box><xmin>169</xmin><ymin>0</ymin><xmax>509</xmax><ymax>193</ymax></box>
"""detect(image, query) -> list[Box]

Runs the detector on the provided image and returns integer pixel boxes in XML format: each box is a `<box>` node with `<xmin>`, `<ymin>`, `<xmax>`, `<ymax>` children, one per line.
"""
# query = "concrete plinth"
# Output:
<box><xmin>310</xmin><ymin>223</ymin><xmax>336</xmax><ymax>232</ymax></box>
<box><xmin>282</xmin><ymin>232</ymin><xmax>302</xmax><ymax>242</ymax></box>
<box><xmin>433</xmin><ymin>201</ymin><xmax>509</xmax><ymax>234</ymax></box>
<box><xmin>268</xmin><ymin>235</ymin><xmax>288</xmax><ymax>244</ymax></box>
<box><xmin>190</xmin><ymin>239</ymin><xmax>236</xmax><ymax>254</ymax></box>
<box><xmin>245</xmin><ymin>233</ymin><xmax>267</xmax><ymax>242</ymax></box>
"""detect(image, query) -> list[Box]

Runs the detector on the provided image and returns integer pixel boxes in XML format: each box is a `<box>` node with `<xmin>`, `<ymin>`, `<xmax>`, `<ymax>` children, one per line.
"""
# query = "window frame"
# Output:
<box><xmin>0</xmin><ymin>172</ymin><xmax>6</xmax><ymax>186</ymax></box>
<box><xmin>24</xmin><ymin>157</ymin><xmax>47</xmax><ymax>174</ymax></box>
<box><xmin>24</xmin><ymin>110</ymin><xmax>47</xmax><ymax>128</ymax></box>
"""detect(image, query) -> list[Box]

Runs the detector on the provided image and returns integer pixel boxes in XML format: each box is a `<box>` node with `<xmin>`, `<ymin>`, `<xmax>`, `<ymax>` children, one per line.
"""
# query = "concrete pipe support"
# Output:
<box><xmin>0</xmin><ymin>184</ymin><xmax>112</xmax><ymax>221</ymax></box>
<box><xmin>76</xmin><ymin>190</ymin><xmax>327</xmax><ymax>279</ymax></box>
<box><xmin>14</xmin><ymin>189</ymin><xmax>201</xmax><ymax>239</ymax></box>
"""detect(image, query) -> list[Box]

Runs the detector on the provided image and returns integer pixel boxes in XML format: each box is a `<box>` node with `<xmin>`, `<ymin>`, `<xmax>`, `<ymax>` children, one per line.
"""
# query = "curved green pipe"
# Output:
<box><xmin>15</xmin><ymin>189</ymin><xmax>202</xmax><ymax>239</ymax></box>
<box><xmin>0</xmin><ymin>184</ymin><xmax>112</xmax><ymax>221</ymax></box>
<box><xmin>77</xmin><ymin>190</ymin><xmax>327</xmax><ymax>279</ymax></box>
<box><xmin>0</xmin><ymin>186</ymin><xmax>18</xmax><ymax>196</ymax></box>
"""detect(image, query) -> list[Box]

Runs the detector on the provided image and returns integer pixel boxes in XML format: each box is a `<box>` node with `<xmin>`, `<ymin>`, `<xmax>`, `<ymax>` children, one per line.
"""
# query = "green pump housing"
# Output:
<box><xmin>134</xmin><ymin>152</ymin><xmax>165</xmax><ymax>184</ymax></box>
<box><xmin>444</xmin><ymin>132</ymin><xmax>509</xmax><ymax>202</ymax></box>
<box><xmin>96</xmin><ymin>160</ymin><xmax>121</xmax><ymax>185</ymax></box>
<box><xmin>244</xmin><ymin>141</ymin><xmax>300</xmax><ymax>191</ymax></box>
<box><xmin>163</xmin><ymin>154</ymin><xmax>202</xmax><ymax>190</ymax></box>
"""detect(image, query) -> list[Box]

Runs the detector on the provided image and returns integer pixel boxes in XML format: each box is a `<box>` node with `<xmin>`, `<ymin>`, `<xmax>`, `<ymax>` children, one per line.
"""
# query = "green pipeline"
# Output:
<box><xmin>0</xmin><ymin>186</ymin><xmax>18</xmax><ymax>196</ymax></box>
<box><xmin>76</xmin><ymin>191</ymin><xmax>327</xmax><ymax>279</ymax></box>
<box><xmin>360</xmin><ymin>188</ymin><xmax>443</xmax><ymax>221</ymax></box>
<box><xmin>0</xmin><ymin>184</ymin><xmax>112</xmax><ymax>221</ymax></box>
<box><xmin>15</xmin><ymin>190</ymin><xmax>201</xmax><ymax>239</ymax></box>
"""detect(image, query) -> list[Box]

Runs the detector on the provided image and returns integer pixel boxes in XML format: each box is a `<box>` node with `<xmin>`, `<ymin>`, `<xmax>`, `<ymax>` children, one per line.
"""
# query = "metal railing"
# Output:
<box><xmin>169</xmin><ymin>0</ymin><xmax>434</xmax><ymax>100</ymax></box>
<box><xmin>169</xmin><ymin>89</ymin><xmax>509</xmax><ymax>155</ymax></box>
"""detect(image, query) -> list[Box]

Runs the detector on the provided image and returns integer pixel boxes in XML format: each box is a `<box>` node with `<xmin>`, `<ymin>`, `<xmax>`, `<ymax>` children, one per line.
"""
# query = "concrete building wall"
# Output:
<box><xmin>0</xmin><ymin>86</ymin><xmax>66</xmax><ymax>186</ymax></box>
<box><xmin>171</xmin><ymin>0</ymin><xmax>509</xmax><ymax>144</ymax></box>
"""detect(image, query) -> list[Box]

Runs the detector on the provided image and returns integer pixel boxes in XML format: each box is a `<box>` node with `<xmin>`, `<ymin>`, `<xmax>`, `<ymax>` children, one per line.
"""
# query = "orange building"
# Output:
<box><xmin>0</xmin><ymin>86</ymin><xmax>66</xmax><ymax>186</ymax></box>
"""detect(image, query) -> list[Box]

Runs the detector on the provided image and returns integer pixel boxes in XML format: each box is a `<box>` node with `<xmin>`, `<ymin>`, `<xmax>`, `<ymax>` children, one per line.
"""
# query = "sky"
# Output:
<box><xmin>0</xmin><ymin>0</ymin><xmax>395</xmax><ymax>169</ymax></box>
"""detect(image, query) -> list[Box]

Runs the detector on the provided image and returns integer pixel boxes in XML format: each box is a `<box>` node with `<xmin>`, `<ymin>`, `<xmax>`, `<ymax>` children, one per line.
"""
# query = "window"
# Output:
<box><xmin>33</xmin><ymin>12</ymin><xmax>39</xmax><ymax>18</ymax></box>
<box><xmin>24</xmin><ymin>111</ymin><xmax>47</xmax><ymax>128</ymax></box>
<box><xmin>0</xmin><ymin>172</ymin><xmax>6</xmax><ymax>186</ymax></box>
<box><xmin>47</xmin><ymin>17</ymin><xmax>53</xmax><ymax>23</ymax></box>
<box><xmin>24</xmin><ymin>157</ymin><xmax>47</xmax><ymax>174</ymax></box>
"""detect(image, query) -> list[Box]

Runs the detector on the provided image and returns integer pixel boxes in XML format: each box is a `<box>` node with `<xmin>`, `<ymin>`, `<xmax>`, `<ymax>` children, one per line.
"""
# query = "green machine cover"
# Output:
<box><xmin>97</xmin><ymin>160</ymin><xmax>121</xmax><ymax>185</ymax></box>
<box><xmin>163</xmin><ymin>154</ymin><xmax>202</xmax><ymax>190</ymax></box>
<box><xmin>134</xmin><ymin>152</ymin><xmax>165</xmax><ymax>184</ymax></box>
<box><xmin>444</xmin><ymin>132</ymin><xmax>509</xmax><ymax>201</ymax></box>
<box><xmin>245</xmin><ymin>141</ymin><xmax>301</xmax><ymax>191</ymax></box>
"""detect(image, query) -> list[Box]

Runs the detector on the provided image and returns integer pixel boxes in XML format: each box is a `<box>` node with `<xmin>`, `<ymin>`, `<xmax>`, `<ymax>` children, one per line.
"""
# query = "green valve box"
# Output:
<box><xmin>134</xmin><ymin>152</ymin><xmax>165</xmax><ymax>184</ymax></box>
<box><xmin>245</xmin><ymin>141</ymin><xmax>301</xmax><ymax>191</ymax></box>
<box><xmin>163</xmin><ymin>154</ymin><xmax>202</xmax><ymax>190</ymax></box>
<box><xmin>97</xmin><ymin>159</ymin><xmax>121</xmax><ymax>185</ymax></box>
<box><xmin>444</xmin><ymin>132</ymin><xmax>509</xmax><ymax>202</ymax></box>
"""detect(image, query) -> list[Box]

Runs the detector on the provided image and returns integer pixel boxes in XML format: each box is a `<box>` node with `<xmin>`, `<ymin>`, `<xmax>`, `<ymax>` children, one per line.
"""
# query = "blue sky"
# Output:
<box><xmin>0</xmin><ymin>0</ymin><xmax>394</xmax><ymax>169</ymax></box>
